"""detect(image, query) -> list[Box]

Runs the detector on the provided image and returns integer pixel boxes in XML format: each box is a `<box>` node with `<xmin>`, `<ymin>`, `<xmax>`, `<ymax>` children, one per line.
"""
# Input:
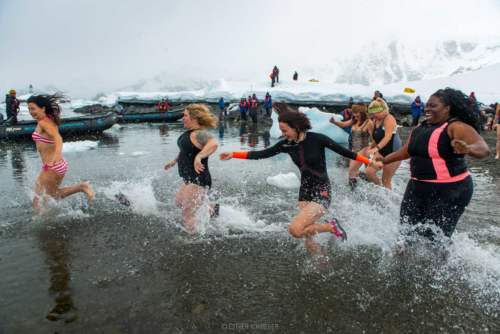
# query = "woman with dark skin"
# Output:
<box><xmin>220</xmin><ymin>103</ymin><xmax>372</xmax><ymax>253</ymax></box>
<box><xmin>374</xmin><ymin>88</ymin><xmax>490</xmax><ymax>240</ymax></box>
<box><xmin>28</xmin><ymin>95</ymin><xmax>94</xmax><ymax>212</ymax></box>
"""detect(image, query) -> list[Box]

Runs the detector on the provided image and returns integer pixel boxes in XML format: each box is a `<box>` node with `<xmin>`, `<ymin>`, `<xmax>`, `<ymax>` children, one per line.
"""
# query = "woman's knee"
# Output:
<box><xmin>288</xmin><ymin>224</ymin><xmax>304</xmax><ymax>238</ymax></box>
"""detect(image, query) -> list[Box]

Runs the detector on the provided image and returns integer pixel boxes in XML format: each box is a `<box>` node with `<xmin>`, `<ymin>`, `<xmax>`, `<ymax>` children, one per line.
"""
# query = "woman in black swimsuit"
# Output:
<box><xmin>164</xmin><ymin>104</ymin><xmax>219</xmax><ymax>233</ymax></box>
<box><xmin>220</xmin><ymin>103</ymin><xmax>371</xmax><ymax>253</ymax></box>
<box><xmin>363</xmin><ymin>98</ymin><xmax>402</xmax><ymax>189</ymax></box>
<box><xmin>375</xmin><ymin>88</ymin><xmax>490</xmax><ymax>240</ymax></box>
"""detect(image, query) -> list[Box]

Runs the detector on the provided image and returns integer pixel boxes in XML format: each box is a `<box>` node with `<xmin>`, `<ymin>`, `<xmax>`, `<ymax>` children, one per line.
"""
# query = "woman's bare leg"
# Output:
<box><xmin>381</xmin><ymin>161</ymin><xmax>401</xmax><ymax>190</ymax></box>
<box><xmin>363</xmin><ymin>165</ymin><xmax>381</xmax><ymax>186</ymax></box>
<box><xmin>288</xmin><ymin>202</ymin><xmax>328</xmax><ymax>254</ymax></box>
<box><xmin>57</xmin><ymin>181</ymin><xmax>94</xmax><ymax>200</ymax></box>
<box><xmin>348</xmin><ymin>160</ymin><xmax>363</xmax><ymax>179</ymax></box>
<box><xmin>176</xmin><ymin>183</ymin><xmax>207</xmax><ymax>234</ymax></box>
<box><xmin>496</xmin><ymin>125</ymin><xmax>500</xmax><ymax>159</ymax></box>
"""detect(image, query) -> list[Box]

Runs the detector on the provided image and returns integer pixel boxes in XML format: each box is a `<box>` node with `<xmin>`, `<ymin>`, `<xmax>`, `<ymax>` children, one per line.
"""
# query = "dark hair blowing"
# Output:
<box><xmin>27</xmin><ymin>94</ymin><xmax>63</xmax><ymax>125</ymax></box>
<box><xmin>431</xmin><ymin>88</ymin><xmax>479</xmax><ymax>132</ymax></box>
<box><xmin>274</xmin><ymin>102</ymin><xmax>311</xmax><ymax>133</ymax></box>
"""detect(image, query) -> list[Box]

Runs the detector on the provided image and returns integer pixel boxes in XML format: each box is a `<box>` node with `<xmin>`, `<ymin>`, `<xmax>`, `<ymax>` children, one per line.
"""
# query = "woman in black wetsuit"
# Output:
<box><xmin>375</xmin><ymin>88</ymin><xmax>490</xmax><ymax>240</ymax></box>
<box><xmin>220</xmin><ymin>103</ymin><xmax>371</xmax><ymax>253</ymax></box>
<box><xmin>164</xmin><ymin>104</ymin><xmax>219</xmax><ymax>233</ymax></box>
<box><xmin>363</xmin><ymin>98</ymin><xmax>402</xmax><ymax>189</ymax></box>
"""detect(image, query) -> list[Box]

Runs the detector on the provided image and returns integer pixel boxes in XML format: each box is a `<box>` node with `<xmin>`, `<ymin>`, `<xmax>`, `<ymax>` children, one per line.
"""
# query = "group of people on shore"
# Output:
<box><xmin>156</xmin><ymin>98</ymin><xmax>170</xmax><ymax>111</ymax></box>
<box><xmin>24</xmin><ymin>86</ymin><xmax>492</xmax><ymax>254</ymax></box>
<box><xmin>237</xmin><ymin>93</ymin><xmax>273</xmax><ymax>123</ymax></box>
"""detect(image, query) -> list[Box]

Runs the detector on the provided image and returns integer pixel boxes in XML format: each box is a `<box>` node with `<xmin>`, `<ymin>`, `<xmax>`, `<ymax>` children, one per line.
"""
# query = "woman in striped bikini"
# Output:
<box><xmin>28</xmin><ymin>95</ymin><xmax>95</xmax><ymax>212</ymax></box>
<box><xmin>375</xmin><ymin>88</ymin><xmax>490</xmax><ymax>240</ymax></box>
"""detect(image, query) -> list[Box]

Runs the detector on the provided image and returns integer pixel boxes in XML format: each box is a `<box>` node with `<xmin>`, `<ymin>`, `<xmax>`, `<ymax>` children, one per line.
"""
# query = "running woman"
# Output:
<box><xmin>28</xmin><ymin>95</ymin><xmax>94</xmax><ymax>212</ymax></box>
<box><xmin>363</xmin><ymin>98</ymin><xmax>402</xmax><ymax>189</ymax></box>
<box><xmin>164</xmin><ymin>104</ymin><xmax>219</xmax><ymax>233</ymax></box>
<box><xmin>375</xmin><ymin>88</ymin><xmax>490</xmax><ymax>240</ymax></box>
<box><xmin>220</xmin><ymin>103</ymin><xmax>371</xmax><ymax>254</ymax></box>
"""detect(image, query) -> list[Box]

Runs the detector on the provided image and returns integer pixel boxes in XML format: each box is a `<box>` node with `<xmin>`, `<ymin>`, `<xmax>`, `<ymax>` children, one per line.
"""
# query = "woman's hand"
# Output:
<box><xmin>367</xmin><ymin>147</ymin><xmax>379</xmax><ymax>156</ymax></box>
<box><xmin>329</xmin><ymin>117</ymin><xmax>337</xmax><ymax>124</ymax></box>
<box><xmin>371</xmin><ymin>156</ymin><xmax>384</xmax><ymax>169</ymax></box>
<box><xmin>193</xmin><ymin>155</ymin><xmax>205</xmax><ymax>174</ymax></box>
<box><xmin>164</xmin><ymin>160</ymin><xmax>177</xmax><ymax>171</ymax></box>
<box><xmin>219</xmin><ymin>152</ymin><xmax>233</xmax><ymax>161</ymax></box>
<box><xmin>451</xmin><ymin>139</ymin><xmax>470</xmax><ymax>154</ymax></box>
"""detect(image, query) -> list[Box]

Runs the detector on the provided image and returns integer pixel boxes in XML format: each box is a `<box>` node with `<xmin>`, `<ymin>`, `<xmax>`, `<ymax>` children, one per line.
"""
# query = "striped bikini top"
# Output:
<box><xmin>32</xmin><ymin>131</ymin><xmax>55</xmax><ymax>144</ymax></box>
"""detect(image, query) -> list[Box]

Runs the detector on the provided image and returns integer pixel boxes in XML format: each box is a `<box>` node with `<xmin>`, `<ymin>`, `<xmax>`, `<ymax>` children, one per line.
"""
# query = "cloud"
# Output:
<box><xmin>1</xmin><ymin>0</ymin><xmax>499</xmax><ymax>97</ymax></box>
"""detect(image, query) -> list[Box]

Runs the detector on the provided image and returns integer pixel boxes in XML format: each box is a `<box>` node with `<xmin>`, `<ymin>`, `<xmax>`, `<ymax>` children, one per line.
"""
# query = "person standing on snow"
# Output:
<box><xmin>218</xmin><ymin>97</ymin><xmax>226</xmax><ymax>118</ymax></box>
<box><xmin>411</xmin><ymin>96</ymin><xmax>425</xmax><ymax>126</ymax></box>
<box><xmin>264</xmin><ymin>92</ymin><xmax>273</xmax><ymax>116</ymax></box>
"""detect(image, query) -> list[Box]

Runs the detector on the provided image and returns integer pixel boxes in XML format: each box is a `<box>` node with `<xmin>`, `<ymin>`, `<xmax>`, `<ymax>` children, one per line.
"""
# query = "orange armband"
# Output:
<box><xmin>232</xmin><ymin>151</ymin><xmax>249</xmax><ymax>159</ymax></box>
<box><xmin>355</xmin><ymin>154</ymin><xmax>370</xmax><ymax>165</ymax></box>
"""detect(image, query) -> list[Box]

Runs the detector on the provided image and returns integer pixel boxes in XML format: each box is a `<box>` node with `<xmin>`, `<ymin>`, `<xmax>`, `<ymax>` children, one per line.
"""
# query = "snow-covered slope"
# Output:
<box><xmin>104</xmin><ymin>62</ymin><xmax>500</xmax><ymax>106</ymax></box>
<box><xmin>332</xmin><ymin>39</ymin><xmax>500</xmax><ymax>86</ymax></box>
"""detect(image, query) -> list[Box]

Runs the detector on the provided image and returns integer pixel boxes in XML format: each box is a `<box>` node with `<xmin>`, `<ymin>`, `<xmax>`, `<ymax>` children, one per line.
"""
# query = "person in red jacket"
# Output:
<box><xmin>157</xmin><ymin>99</ymin><xmax>170</xmax><ymax>112</ymax></box>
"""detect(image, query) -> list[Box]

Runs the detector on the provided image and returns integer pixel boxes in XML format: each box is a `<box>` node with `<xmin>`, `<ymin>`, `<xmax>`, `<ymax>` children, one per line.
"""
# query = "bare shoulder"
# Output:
<box><xmin>192</xmin><ymin>129</ymin><xmax>213</xmax><ymax>146</ymax></box>
<box><xmin>447</xmin><ymin>121</ymin><xmax>477</xmax><ymax>138</ymax></box>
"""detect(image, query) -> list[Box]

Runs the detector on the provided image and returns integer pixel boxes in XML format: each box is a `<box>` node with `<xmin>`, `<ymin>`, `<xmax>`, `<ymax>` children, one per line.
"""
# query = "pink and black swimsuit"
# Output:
<box><xmin>400</xmin><ymin>120</ymin><xmax>473</xmax><ymax>240</ymax></box>
<box><xmin>32</xmin><ymin>131</ymin><xmax>68</xmax><ymax>176</ymax></box>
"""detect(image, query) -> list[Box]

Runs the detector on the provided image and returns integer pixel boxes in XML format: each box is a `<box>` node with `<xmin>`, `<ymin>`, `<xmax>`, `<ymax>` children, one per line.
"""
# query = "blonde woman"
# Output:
<box><xmin>331</xmin><ymin>103</ymin><xmax>373</xmax><ymax>189</ymax></box>
<box><xmin>164</xmin><ymin>104</ymin><xmax>219</xmax><ymax>233</ymax></box>
<box><xmin>363</xmin><ymin>98</ymin><xmax>402</xmax><ymax>189</ymax></box>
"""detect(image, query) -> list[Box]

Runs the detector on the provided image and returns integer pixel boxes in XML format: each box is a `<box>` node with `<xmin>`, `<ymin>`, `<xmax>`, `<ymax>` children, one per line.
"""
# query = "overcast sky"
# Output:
<box><xmin>1</xmin><ymin>0</ymin><xmax>500</xmax><ymax>97</ymax></box>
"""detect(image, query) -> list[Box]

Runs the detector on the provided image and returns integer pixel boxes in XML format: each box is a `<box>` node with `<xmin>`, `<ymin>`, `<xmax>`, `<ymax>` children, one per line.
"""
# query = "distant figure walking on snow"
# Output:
<box><xmin>293</xmin><ymin>71</ymin><xmax>298</xmax><ymax>81</ymax></box>
<box><xmin>271</xmin><ymin>66</ymin><xmax>280</xmax><ymax>87</ymax></box>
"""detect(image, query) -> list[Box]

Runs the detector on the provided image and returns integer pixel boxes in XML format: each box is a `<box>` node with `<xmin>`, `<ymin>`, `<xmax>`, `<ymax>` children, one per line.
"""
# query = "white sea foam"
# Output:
<box><xmin>101</xmin><ymin>179</ymin><xmax>161</xmax><ymax>216</ymax></box>
<box><xmin>266</xmin><ymin>172</ymin><xmax>300</xmax><ymax>189</ymax></box>
<box><xmin>62</xmin><ymin>140</ymin><xmax>98</xmax><ymax>153</ymax></box>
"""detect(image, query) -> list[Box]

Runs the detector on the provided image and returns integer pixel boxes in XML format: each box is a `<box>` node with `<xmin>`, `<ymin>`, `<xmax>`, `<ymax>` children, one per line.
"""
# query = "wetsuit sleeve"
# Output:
<box><xmin>233</xmin><ymin>141</ymin><xmax>285</xmax><ymax>160</ymax></box>
<box><xmin>320</xmin><ymin>134</ymin><xmax>358</xmax><ymax>160</ymax></box>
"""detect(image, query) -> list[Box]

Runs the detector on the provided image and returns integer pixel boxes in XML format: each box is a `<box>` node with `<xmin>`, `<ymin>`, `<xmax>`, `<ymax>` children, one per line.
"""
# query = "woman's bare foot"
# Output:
<box><xmin>81</xmin><ymin>181</ymin><xmax>95</xmax><ymax>201</ymax></box>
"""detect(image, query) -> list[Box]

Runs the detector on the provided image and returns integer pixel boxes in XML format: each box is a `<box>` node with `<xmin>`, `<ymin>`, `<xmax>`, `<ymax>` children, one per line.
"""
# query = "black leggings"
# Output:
<box><xmin>400</xmin><ymin>176</ymin><xmax>473</xmax><ymax>240</ymax></box>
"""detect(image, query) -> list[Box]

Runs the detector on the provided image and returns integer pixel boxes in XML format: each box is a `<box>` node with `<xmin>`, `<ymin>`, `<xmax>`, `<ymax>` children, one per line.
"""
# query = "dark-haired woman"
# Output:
<box><xmin>220</xmin><ymin>103</ymin><xmax>371</xmax><ymax>253</ymax></box>
<box><xmin>331</xmin><ymin>103</ymin><xmax>373</xmax><ymax>189</ymax></box>
<box><xmin>27</xmin><ymin>95</ymin><xmax>94</xmax><ymax>212</ymax></box>
<box><xmin>375</xmin><ymin>88</ymin><xmax>490</xmax><ymax>240</ymax></box>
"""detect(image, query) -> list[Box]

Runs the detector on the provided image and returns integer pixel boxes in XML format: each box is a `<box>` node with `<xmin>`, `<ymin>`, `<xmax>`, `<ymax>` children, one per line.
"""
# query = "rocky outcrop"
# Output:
<box><xmin>73</xmin><ymin>104</ymin><xmax>114</xmax><ymax>114</ymax></box>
